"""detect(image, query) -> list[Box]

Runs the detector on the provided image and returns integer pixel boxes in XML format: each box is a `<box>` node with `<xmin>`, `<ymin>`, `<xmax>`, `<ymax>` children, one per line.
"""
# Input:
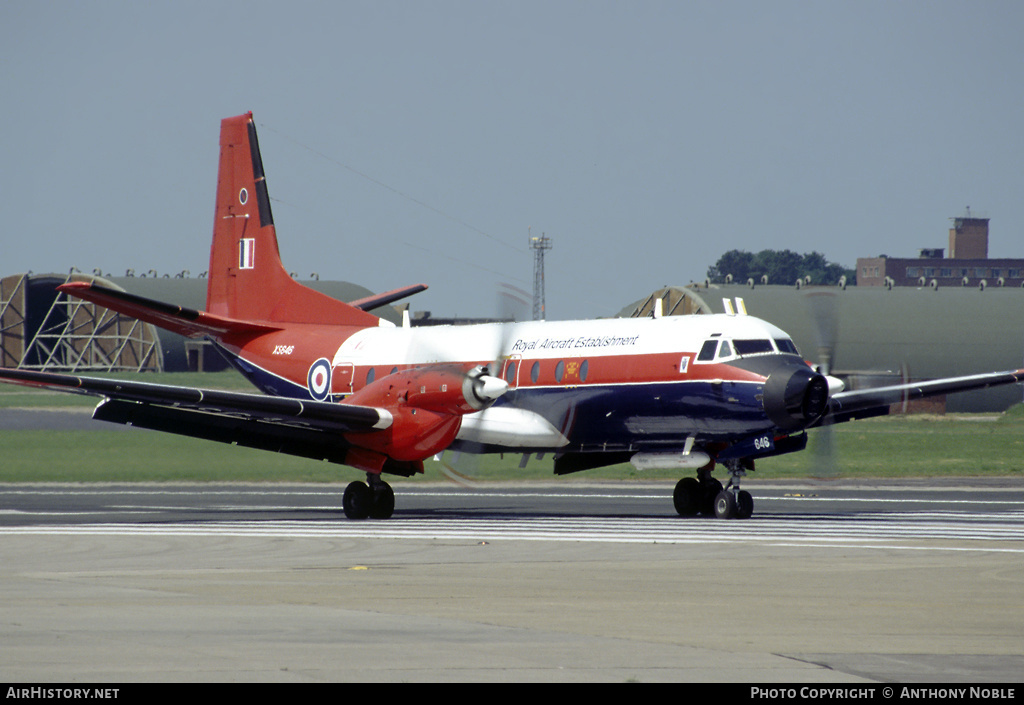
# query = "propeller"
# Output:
<box><xmin>804</xmin><ymin>291</ymin><xmax>842</xmax><ymax>478</ymax></box>
<box><xmin>434</xmin><ymin>283</ymin><xmax>529</xmax><ymax>485</ymax></box>
<box><xmin>437</xmin><ymin>448</ymin><xmax>487</xmax><ymax>487</ymax></box>
<box><xmin>802</xmin><ymin>291</ymin><xmax>923</xmax><ymax>479</ymax></box>
<box><xmin>806</xmin><ymin>291</ymin><xmax>845</xmax><ymax>396</ymax></box>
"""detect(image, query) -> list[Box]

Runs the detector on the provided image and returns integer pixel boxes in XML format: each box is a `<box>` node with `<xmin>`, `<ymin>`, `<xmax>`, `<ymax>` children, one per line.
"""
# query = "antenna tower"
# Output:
<box><xmin>529</xmin><ymin>232</ymin><xmax>552</xmax><ymax>321</ymax></box>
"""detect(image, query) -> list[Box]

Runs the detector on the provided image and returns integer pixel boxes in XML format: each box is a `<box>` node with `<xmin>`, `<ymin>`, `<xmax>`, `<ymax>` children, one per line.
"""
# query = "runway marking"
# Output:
<box><xmin>4</xmin><ymin>486</ymin><xmax>1024</xmax><ymax>553</ymax></box>
<box><xmin>3</xmin><ymin>516</ymin><xmax>1024</xmax><ymax>553</ymax></box>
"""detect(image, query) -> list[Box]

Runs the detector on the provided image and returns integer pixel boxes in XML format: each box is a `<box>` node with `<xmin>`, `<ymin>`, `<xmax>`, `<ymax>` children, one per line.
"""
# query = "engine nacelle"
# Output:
<box><xmin>346</xmin><ymin>364</ymin><xmax>507</xmax><ymax>414</ymax></box>
<box><xmin>762</xmin><ymin>362</ymin><xmax>830</xmax><ymax>431</ymax></box>
<box><xmin>345</xmin><ymin>405</ymin><xmax>463</xmax><ymax>463</ymax></box>
<box><xmin>341</xmin><ymin>364</ymin><xmax>509</xmax><ymax>465</ymax></box>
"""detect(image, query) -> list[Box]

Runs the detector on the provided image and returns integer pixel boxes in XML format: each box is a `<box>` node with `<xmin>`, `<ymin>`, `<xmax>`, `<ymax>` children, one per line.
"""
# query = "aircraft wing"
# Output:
<box><xmin>820</xmin><ymin>368</ymin><xmax>1024</xmax><ymax>425</ymax></box>
<box><xmin>0</xmin><ymin>368</ymin><xmax>392</xmax><ymax>465</ymax></box>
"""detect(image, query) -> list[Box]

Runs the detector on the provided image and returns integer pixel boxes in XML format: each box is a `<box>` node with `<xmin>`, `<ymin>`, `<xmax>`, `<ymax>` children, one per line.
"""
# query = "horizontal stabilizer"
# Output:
<box><xmin>348</xmin><ymin>283</ymin><xmax>428</xmax><ymax>312</ymax></box>
<box><xmin>57</xmin><ymin>282</ymin><xmax>280</xmax><ymax>339</ymax></box>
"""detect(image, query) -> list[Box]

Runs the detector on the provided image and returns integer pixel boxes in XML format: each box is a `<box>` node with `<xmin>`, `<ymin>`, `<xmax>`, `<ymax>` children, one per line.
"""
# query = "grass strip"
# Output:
<box><xmin>2</xmin><ymin>372</ymin><xmax>1022</xmax><ymax>482</ymax></box>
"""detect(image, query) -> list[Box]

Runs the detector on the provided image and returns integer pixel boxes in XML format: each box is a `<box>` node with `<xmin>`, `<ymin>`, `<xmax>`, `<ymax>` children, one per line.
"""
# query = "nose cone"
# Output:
<box><xmin>476</xmin><ymin>375</ymin><xmax>509</xmax><ymax>401</ymax></box>
<box><xmin>763</xmin><ymin>364</ymin><xmax>830</xmax><ymax>431</ymax></box>
<box><xmin>463</xmin><ymin>367</ymin><xmax>511</xmax><ymax>410</ymax></box>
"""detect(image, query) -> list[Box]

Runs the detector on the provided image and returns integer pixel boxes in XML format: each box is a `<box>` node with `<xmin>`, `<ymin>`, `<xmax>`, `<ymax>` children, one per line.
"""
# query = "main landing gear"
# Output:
<box><xmin>343</xmin><ymin>474</ymin><xmax>395</xmax><ymax>519</ymax></box>
<box><xmin>672</xmin><ymin>460</ymin><xmax>753</xmax><ymax>519</ymax></box>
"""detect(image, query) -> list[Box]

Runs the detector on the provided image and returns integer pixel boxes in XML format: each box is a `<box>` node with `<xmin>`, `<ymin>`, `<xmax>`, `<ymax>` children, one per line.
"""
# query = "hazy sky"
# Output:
<box><xmin>3</xmin><ymin>1</ymin><xmax>1023</xmax><ymax>320</ymax></box>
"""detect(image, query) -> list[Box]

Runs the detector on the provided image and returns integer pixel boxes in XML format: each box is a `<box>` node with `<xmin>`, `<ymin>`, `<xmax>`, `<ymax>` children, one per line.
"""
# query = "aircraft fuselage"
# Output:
<box><xmin>215</xmin><ymin>310</ymin><xmax>816</xmax><ymax>465</ymax></box>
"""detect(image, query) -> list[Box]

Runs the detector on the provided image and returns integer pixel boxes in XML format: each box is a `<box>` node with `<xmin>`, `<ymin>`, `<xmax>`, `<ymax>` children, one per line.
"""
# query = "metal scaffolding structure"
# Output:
<box><xmin>0</xmin><ymin>274</ymin><xmax>27</xmax><ymax>368</ymax></box>
<box><xmin>530</xmin><ymin>233</ymin><xmax>552</xmax><ymax>321</ymax></box>
<box><xmin>0</xmin><ymin>273</ymin><xmax>162</xmax><ymax>372</ymax></box>
<box><xmin>626</xmin><ymin>286</ymin><xmax>713</xmax><ymax>318</ymax></box>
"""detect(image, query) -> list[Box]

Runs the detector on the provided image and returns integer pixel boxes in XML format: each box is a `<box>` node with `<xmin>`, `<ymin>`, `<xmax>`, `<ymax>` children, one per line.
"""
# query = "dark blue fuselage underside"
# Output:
<box><xmin>454</xmin><ymin>379</ymin><xmax>773</xmax><ymax>455</ymax></box>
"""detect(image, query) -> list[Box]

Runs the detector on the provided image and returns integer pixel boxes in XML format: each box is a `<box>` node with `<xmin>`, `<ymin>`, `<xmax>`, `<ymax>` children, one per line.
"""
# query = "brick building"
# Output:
<box><xmin>857</xmin><ymin>213</ymin><xmax>1024</xmax><ymax>289</ymax></box>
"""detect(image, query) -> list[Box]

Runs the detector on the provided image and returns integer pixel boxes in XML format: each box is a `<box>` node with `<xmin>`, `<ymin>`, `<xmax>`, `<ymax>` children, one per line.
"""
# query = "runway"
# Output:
<box><xmin>2</xmin><ymin>480</ymin><xmax>1023</xmax><ymax>682</ymax></box>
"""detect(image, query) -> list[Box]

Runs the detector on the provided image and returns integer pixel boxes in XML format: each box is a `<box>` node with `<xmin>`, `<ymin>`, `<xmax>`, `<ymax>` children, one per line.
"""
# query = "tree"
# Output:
<box><xmin>706</xmin><ymin>250</ymin><xmax>755</xmax><ymax>283</ymax></box>
<box><xmin>706</xmin><ymin>250</ymin><xmax>855</xmax><ymax>286</ymax></box>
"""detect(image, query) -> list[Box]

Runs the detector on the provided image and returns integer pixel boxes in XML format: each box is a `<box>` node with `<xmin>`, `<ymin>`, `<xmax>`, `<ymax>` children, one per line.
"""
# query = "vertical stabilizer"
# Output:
<box><xmin>206</xmin><ymin>113</ymin><xmax>380</xmax><ymax>327</ymax></box>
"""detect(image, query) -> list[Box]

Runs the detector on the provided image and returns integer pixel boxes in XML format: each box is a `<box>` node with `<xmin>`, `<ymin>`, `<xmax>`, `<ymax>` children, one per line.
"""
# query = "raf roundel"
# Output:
<box><xmin>307</xmin><ymin>358</ymin><xmax>332</xmax><ymax>401</ymax></box>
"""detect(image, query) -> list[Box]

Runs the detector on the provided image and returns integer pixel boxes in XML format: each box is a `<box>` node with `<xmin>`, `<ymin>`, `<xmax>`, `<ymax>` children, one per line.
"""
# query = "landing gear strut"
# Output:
<box><xmin>342</xmin><ymin>474</ymin><xmax>395</xmax><ymax>519</ymax></box>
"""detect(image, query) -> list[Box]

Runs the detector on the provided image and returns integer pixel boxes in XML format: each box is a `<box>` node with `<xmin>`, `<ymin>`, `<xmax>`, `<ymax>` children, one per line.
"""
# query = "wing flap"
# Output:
<box><xmin>93</xmin><ymin>399</ymin><xmax>354</xmax><ymax>464</ymax></box>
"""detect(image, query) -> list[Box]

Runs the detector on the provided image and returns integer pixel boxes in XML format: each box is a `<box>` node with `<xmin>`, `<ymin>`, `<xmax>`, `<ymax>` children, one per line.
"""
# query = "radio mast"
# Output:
<box><xmin>530</xmin><ymin>232</ymin><xmax>552</xmax><ymax>321</ymax></box>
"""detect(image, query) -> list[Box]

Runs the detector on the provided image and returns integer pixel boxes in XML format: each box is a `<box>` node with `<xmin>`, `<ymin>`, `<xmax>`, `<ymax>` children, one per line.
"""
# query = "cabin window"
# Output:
<box><xmin>555</xmin><ymin>360</ymin><xmax>565</xmax><ymax>382</ymax></box>
<box><xmin>365</xmin><ymin>368</ymin><xmax>375</xmax><ymax>385</ymax></box>
<box><xmin>579</xmin><ymin>359</ymin><xmax>589</xmax><ymax>382</ymax></box>
<box><xmin>505</xmin><ymin>361</ymin><xmax>517</xmax><ymax>384</ymax></box>
<box><xmin>531</xmin><ymin>361</ymin><xmax>540</xmax><ymax>383</ymax></box>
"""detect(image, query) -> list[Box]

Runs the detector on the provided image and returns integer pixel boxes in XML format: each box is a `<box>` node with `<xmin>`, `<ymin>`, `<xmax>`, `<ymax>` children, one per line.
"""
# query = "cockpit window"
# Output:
<box><xmin>733</xmin><ymin>339</ymin><xmax>773</xmax><ymax>356</ymax></box>
<box><xmin>774</xmin><ymin>338</ymin><xmax>800</xmax><ymax>355</ymax></box>
<box><xmin>697</xmin><ymin>340</ymin><xmax>718</xmax><ymax>361</ymax></box>
<box><xmin>698</xmin><ymin>338</ymin><xmax>787</xmax><ymax>362</ymax></box>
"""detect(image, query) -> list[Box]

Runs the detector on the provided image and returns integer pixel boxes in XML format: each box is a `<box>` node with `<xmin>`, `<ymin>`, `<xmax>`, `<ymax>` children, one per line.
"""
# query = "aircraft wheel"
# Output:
<box><xmin>735</xmin><ymin>490</ymin><xmax>754</xmax><ymax>519</ymax></box>
<box><xmin>343</xmin><ymin>481</ymin><xmax>372</xmax><ymax>520</ymax></box>
<box><xmin>673</xmin><ymin>477</ymin><xmax>701</xmax><ymax>516</ymax></box>
<box><xmin>714</xmin><ymin>490</ymin><xmax>737</xmax><ymax>519</ymax></box>
<box><xmin>370</xmin><ymin>482</ymin><xmax>395</xmax><ymax>519</ymax></box>
<box><xmin>700</xmin><ymin>478</ymin><xmax>723</xmax><ymax>517</ymax></box>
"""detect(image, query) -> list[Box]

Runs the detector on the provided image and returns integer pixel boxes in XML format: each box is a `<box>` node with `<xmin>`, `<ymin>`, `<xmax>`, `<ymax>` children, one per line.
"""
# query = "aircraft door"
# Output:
<box><xmin>502</xmin><ymin>355</ymin><xmax>522</xmax><ymax>390</ymax></box>
<box><xmin>332</xmin><ymin>362</ymin><xmax>355</xmax><ymax>398</ymax></box>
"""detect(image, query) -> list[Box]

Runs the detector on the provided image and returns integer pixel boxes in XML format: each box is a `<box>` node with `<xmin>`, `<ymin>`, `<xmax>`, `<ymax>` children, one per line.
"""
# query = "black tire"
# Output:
<box><xmin>700</xmin><ymin>478</ymin><xmax>724</xmax><ymax>517</ymax></box>
<box><xmin>735</xmin><ymin>490</ymin><xmax>754</xmax><ymax>519</ymax></box>
<box><xmin>370</xmin><ymin>483</ymin><xmax>395</xmax><ymax>519</ymax></box>
<box><xmin>343</xmin><ymin>481</ymin><xmax>372</xmax><ymax>520</ymax></box>
<box><xmin>673</xmin><ymin>477</ymin><xmax>701</xmax><ymax>516</ymax></box>
<box><xmin>714</xmin><ymin>490</ymin><xmax>737</xmax><ymax>519</ymax></box>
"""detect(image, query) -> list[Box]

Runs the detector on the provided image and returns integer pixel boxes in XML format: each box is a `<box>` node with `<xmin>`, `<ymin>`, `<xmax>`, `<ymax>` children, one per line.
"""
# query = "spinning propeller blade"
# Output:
<box><xmin>435</xmin><ymin>285</ymin><xmax>525</xmax><ymax>484</ymax></box>
<box><xmin>805</xmin><ymin>291</ymin><xmax>842</xmax><ymax>478</ymax></box>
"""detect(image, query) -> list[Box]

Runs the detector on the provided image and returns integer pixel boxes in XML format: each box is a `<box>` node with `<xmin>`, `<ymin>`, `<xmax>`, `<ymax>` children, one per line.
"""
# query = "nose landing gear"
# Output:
<box><xmin>673</xmin><ymin>459</ymin><xmax>753</xmax><ymax>519</ymax></box>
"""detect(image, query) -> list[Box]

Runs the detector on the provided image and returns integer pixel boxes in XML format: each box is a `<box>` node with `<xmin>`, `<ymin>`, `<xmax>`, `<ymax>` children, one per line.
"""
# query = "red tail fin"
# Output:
<box><xmin>206</xmin><ymin>113</ymin><xmax>381</xmax><ymax>328</ymax></box>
